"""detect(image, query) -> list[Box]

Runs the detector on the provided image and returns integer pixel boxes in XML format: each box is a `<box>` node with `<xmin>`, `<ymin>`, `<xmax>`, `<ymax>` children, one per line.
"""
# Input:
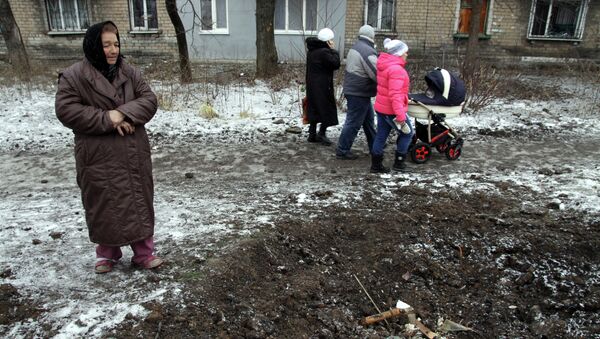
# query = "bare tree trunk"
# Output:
<box><xmin>255</xmin><ymin>0</ymin><xmax>278</xmax><ymax>78</ymax></box>
<box><xmin>0</xmin><ymin>0</ymin><xmax>30</xmax><ymax>80</ymax></box>
<box><xmin>462</xmin><ymin>0</ymin><xmax>483</xmax><ymax>78</ymax></box>
<box><xmin>165</xmin><ymin>0</ymin><xmax>192</xmax><ymax>83</ymax></box>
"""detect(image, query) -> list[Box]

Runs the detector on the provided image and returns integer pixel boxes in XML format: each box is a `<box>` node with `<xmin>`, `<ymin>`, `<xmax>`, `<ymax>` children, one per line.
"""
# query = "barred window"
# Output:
<box><xmin>46</xmin><ymin>0</ymin><xmax>90</xmax><ymax>32</ymax></box>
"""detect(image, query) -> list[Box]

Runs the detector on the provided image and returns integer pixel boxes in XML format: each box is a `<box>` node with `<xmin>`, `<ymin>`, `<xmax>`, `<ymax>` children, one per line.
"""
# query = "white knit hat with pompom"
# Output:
<box><xmin>383</xmin><ymin>38</ymin><xmax>408</xmax><ymax>56</ymax></box>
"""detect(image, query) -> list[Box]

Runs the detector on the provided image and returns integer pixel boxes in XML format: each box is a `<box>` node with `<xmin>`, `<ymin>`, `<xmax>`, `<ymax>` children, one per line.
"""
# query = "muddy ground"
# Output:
<box><xmin>1</xmin><ymin>71</ymin><xmax>600</xmax><ymax>338</ymax></box>
<box><xmin>110</xmin><ymin>135</ymin><xmax>599</xmax><ymax>339</ymax></box>
<box><xmin>3</xmin><ymin>136</ymin><xmax>600</xmax><ymax>339</ymax></box>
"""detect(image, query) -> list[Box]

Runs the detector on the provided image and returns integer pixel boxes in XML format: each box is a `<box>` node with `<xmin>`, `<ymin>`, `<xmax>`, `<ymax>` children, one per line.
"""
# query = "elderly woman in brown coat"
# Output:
<box><xmin>55</xmin><ymin>21</ymin><xmax>163</xmax><ymax>274</ymax></box>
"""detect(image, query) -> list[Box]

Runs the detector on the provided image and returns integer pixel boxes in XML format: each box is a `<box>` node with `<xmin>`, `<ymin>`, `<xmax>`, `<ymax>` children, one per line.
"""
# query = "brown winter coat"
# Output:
<box><xmin>55</xmin><ymin>59</ymin><xmax>158</xmax><ymax>246</ymax></box>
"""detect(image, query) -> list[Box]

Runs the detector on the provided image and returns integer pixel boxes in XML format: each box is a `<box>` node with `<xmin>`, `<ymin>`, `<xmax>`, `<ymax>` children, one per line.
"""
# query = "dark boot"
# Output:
<box><xmin>392</xmin><ymin>152</ymin><xmax>407</xmax><ymax>172</ymax></box>
<box><xmin>307</xmin><ymin>123</ymin><xmax>319</xmax><ymax>142</ymax></box>
<box><xmin>318</xmin><ymin>132</ymin><xmax>332</xmax><ymax>146</ymax></box>
<box><xmin>318</xmin><ymin>125</ymin><xmax>332</xmax><ymax>146</ymax></box>
<box><xmin>370</xmin><ymin>154</ymin><xmax>389</xmax><ymax>173</ymax></box>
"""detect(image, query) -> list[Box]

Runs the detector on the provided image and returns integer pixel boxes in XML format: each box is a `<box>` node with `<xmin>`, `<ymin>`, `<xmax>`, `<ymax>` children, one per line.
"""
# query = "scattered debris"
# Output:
<box><xmin>285</xmin><ymin>126</ymin><xmax>302</xmax><ymax>134</ymax></box>
<box><xmin>49</xmin><ymin>232</ymin><xmax>63</xmax><ymax>240</ymax></box>
<box><xmin>362</xmin><ymin>299</ymin><xmax>478</xmax><ymax>337</ymax></box>
<box><xmin>401</xmin><ymin>271</ymin><xmax>412</xmax><ymax>281</ymax></box>
<box><xmin>438</xmin><ymin>318</ymin><xmax>475</xmax><ymax>334</ymax></box>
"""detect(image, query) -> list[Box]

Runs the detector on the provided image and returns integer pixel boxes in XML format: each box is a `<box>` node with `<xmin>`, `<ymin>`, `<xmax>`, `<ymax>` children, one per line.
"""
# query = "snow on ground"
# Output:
<box><xmin>0</xmin><ymin>75</ymin><xmax>599</xmax><ymax>337</ymax></box>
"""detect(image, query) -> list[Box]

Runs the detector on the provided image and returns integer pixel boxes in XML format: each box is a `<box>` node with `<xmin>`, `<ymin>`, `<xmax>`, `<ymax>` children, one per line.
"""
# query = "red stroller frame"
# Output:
<box><xmin>408</xmin><ymin>101</ymin><xmax>464</xmax><ymax>164</ymax></box>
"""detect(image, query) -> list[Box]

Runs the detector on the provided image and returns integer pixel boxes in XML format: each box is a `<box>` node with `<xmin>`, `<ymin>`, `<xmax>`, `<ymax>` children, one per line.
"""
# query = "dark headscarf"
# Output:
<box><xmin>83</xmin><ymin>21</ymin><xmax>123</xmax><ymax>82</ymax></box>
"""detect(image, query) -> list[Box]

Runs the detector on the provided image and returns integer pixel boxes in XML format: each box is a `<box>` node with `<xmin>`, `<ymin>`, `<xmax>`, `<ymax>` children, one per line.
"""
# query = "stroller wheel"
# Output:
<box><xmin>411</xmin><ymin>143</ymin><xmax>431</xmax><ymax>164</ymax></box>
<box><xmin>445</xmin><ymin>143</ymin><xmax>462</xmax><ymax>160</ymax></box>
<box><xmin>435</xmin><ymin>141</ymin><xmax>450</xmax><ymax>153</ymax></box>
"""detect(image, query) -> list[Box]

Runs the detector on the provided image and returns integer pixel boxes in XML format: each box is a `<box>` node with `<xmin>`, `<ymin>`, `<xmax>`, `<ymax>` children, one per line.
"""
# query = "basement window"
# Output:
<box><xmin>527</xmin><ymin>0</ymin><xmax>589</xmax><ymax>41</ymax></box>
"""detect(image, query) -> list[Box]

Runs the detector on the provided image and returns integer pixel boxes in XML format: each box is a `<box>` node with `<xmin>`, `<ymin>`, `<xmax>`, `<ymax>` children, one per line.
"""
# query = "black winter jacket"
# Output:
<box><xmin>305</xmin><ymin>37</ymin><xmax>341</xmax><ymax>126</ymax></box>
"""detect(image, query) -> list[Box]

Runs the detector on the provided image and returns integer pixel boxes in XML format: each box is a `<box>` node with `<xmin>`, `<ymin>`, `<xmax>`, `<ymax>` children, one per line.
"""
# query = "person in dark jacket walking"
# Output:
<box><xmin>305</xmin><ymin>28</ymin><xmax>341</xmax><ymax>145</ymax></box>
<box><xmin>336</xmin><ymin>25</ymin><xmax>378</xmax><ymax>160</ymax></box>
<box><xmin>55</xmin><ymin>21</ymin><xmax>163</xmax><ymax>274</ymax></box>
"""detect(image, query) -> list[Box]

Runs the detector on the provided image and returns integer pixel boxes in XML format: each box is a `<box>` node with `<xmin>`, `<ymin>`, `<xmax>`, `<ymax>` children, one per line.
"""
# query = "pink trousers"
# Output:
<box><xmin>96</xmin><ymin>237</ymin><xmax>155</xmax><ymax>265</ymax></box>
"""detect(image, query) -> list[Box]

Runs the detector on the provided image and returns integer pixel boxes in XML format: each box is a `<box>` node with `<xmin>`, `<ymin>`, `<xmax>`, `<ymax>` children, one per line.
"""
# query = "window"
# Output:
<box><xmin>364</xmin><ymin>0</ymin><xmax>394</xmax><ymax>31</ymax></box>
<box><xmin>456</xmin><ymin>0</ymin><xmax>490</xmax><ymax>35</ymax></box>
<box><xmin>198</xmin><ymin>0</ymin><xmax>228</xmax><ymax>32</ymax></box>
<box><xmin>528</xmin><ymin>0</ymin><xmax>589</xmax><ymax>40</ymax></box>
<box><xmin>275</xmin><ymin>0</ymin><xmax>318</xmax><ymax>33</ymax></box>
<box><xmin>130</xmin><ymin>0</ymin><xmax>158</xmax><ymax>31</ymax></box>
<box><xmin>46</xmin><ymin>0</ymin><xmax>90</xmax><ymax>32</ymax></box>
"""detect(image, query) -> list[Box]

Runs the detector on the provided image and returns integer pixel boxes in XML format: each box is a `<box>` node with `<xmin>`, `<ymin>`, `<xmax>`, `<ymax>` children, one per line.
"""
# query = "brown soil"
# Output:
<box><xmin>106</xmin><ymin>137</ymin><xmax>599</xmax><ymax>338</ymax></box>
<box><xmin>109</xmin><ymin>183</ymin><xmax>599</xmax><ymax>338</ymax></box>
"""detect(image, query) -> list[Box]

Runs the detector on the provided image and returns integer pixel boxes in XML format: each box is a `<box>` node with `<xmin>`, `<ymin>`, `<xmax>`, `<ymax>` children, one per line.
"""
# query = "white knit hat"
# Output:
<box><xmin>358</xmin><ymin>25</ymin><xmax>375</xmax><ymax>40</ymax></box>
<box><xmin>317</xmin><ymin>28</ymin><xmax>334</xmax><ymax>41</ymax></box>
<box><xmin>384</xmin><ymin>38</ymin><xmax>408</xmax><ymax>56</ymax></box>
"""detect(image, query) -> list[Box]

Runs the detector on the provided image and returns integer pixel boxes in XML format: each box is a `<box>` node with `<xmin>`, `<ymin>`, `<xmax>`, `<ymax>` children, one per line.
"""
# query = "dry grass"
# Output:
<box><xmin>198</xmin><ymin>102</ymin><xmax>218</xmax><ymax>120</ymax></box>
<box><xmin>3</xmin><ymin>56</ymin><xmax>597</xmax><ymax>117</ymax></box>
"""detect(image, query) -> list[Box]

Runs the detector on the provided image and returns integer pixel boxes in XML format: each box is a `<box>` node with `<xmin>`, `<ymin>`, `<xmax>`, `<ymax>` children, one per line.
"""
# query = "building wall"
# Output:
<box><xmin>3</xmin><ymin>0</ymin><xmax>598</xmax><ymax>66</ymax></box>
<box><xmin>5</xmin><ymin>0</ymin><xmax>178</xmax><ymax>64</ymax></box>
<box><xmin>344</xmin><ymin>0</ymin><xmax>600</xmax><ymax>63</ymax></box>
<box><xmin>179</xmin><ymin>0</ymin><xmax>346</xmax><ymax>62</ymax></box>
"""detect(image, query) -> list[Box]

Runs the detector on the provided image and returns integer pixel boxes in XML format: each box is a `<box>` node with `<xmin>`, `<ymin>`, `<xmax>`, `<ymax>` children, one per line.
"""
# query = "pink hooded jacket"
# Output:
<box><xmin>373</xmin><ymin>52</ymin><xmax>409</xmax><ymax>121</ymax></box>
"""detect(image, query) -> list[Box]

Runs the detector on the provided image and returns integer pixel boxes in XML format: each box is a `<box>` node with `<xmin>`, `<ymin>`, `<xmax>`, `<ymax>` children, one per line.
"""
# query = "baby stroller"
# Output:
<box><xmin>407</xmin><ymin>68</ymin><xmax>466</xmax><ymax>164</ymax></box>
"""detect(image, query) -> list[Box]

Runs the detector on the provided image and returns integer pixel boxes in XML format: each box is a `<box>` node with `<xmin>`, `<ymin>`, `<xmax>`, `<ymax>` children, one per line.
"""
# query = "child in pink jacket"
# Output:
<box><xmin>371</xmin><ymin>38</ymin><xmax>413</xmax><ymax>173</ymax></box>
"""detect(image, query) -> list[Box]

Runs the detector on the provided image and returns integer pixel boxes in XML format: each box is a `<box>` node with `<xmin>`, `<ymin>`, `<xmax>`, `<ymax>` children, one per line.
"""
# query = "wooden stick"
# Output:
<box><xmin>362</xmin><ymin>307</ymin><xmax>411</xmax><ymax>325</ymax></box>
<box><xmin>353</xmin><ymin>274</ymin><xmax>390</xmax><ymax>327</ymax></box>
<box><xmin>413</xmin><ymin>319</ymin><xmax>437</xmax><ymax>339</ymax></box>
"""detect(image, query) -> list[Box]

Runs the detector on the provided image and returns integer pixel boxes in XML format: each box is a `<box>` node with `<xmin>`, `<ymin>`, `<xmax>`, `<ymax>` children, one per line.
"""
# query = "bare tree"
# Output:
<box><xmin>462</xmin><ymin>0</ymin><xmax>483</xmax><ymax>79</ymax></box>
<box><xmin>0</xmin><ymin>0</ymin><xmax>30</xmax><ymax>80</ymax></box>
<box><xmin>165</xmin><ymin>0</ymin><xmax>193</xmax><ymax>83</ymax></box>
<box><xmin>255</xmin><ymin>0</ymin><xmax>278</xmax><ymax>78</ymax></box>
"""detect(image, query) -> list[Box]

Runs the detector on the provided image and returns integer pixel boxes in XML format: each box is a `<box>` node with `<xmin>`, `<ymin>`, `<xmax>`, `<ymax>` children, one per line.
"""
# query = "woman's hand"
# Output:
<box><xmin>108</xmin><ymin>109</ymin><xmax>125</xmax><ymax>125</ymax></box>
<box><xmin>116</xmin><ymin>121</ymin><xmax>135</xmax><ymax>136</ymax></box>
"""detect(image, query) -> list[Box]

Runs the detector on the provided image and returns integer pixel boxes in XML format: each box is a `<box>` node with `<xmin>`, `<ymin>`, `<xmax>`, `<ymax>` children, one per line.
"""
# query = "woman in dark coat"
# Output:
<box><xmin>55</xmin><ymin>21</ymin><xmax>163</xmax><ymax>274</ymax></box>
<box><xmin>305</xmin><ymin>28</ymin><xmax>341</xmax><ymax>145</ymax></box>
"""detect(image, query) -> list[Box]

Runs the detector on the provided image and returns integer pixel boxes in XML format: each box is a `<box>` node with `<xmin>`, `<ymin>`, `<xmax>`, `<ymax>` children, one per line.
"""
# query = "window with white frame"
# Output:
<box><xmin>130</xmin><ymin>0</ymin><xmax>158</xmax><ymax>31</ymax></box>
<box><xmin>275</xmin><ymin>0</ymin><xmax>318</xmax><ymax>33</ymax></box>
<box><xmin>46</xmin><ymin>0</ymin><xmax>90</xmax><ymax>32</ymax></box>
<box><xmin>364</xmin><ymin>0</ymin><xmax>394</xmax><ymax>31</ymax></box>
<box><xmin>197</xmin><ymin>0</ymin><xmax>228</xmax><ymax>32</ymax></box>
<box><xmin>528</xmin><ymin>0</ymin><xmax>589</xmax><ymax>40</ymax></box>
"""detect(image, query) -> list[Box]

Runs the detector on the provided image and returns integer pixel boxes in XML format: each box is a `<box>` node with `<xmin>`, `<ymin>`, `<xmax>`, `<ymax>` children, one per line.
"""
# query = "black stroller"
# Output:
<box><xmin>407</xmin><ymin>68</ymin><xmax>466</xmax><ymax>163</ymax></box>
